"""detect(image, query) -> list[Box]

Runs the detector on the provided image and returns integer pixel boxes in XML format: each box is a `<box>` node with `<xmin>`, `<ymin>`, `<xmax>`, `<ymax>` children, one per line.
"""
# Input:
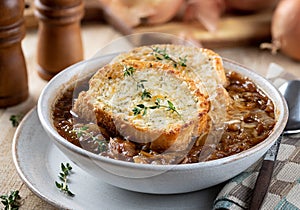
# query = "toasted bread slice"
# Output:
<box><xmin>112</xmin><ymin>44</ymin><xmax>229</xmax><ymax>88</ymax></box>
<box><xmin>112</xmin><ymin>44</ymin><xmax>230</xmax><ymax>134</ymax></box>
<box><xmin>73</xmin><ymin>60</ymin><xmax>209</xmax><ymax>152</ymax></box>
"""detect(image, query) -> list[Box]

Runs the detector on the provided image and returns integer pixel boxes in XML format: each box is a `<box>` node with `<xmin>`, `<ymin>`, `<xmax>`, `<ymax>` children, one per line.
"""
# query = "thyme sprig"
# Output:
<box><xmin>72</xmin><ymin>126</ymin><xmax>108</xmax><ymax>152</ymax></box>
<box><xmin>123</xmin><ymin>65</ymin><xmax>152</xmax><ymax>100</ymax></box>
<box><xmin>151</xmin><ymin>47</ymin><xmax>187</xmax><ymax>68</ymax></box>
<box><xmin>0</xmin><ymin>190</ymin><xmax>21</xmax><ymax>210</ymax></box>
<box><xmin>55</xmin><ymin>163</ymin><xmax>75</xmax><ymax>197</ymax></box>
<box><xmin>132</xmin><ymin>98</ymin><xmax>181</xmax><ymax>118</ymax></box>
<box><xmin>122</xmin><ymin>64</ymin><xmax>181</xmax><ymax>118</ymax></box>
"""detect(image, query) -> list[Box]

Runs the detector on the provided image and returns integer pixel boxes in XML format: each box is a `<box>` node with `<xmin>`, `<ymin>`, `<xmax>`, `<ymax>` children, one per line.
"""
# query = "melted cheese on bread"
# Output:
<box><xmin>73</xmin><ymin>60</ymin><xmax>209</xmax><ymax>152</ymax></box>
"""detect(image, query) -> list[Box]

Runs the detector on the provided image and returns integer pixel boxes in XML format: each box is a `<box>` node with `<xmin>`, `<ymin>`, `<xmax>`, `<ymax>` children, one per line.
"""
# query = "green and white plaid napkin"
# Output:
<box><xmin>213</xmin><ymin>127</ymin><xmax>300</xmax><ymax>210</ymax></box>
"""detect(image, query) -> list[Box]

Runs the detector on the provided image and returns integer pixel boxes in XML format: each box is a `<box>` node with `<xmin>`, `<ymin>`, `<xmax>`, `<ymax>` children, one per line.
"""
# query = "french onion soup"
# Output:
<box><xmin>52</xmin><ymin>45</ymin><xmax>276</xmax><ymax>164</ymax></box>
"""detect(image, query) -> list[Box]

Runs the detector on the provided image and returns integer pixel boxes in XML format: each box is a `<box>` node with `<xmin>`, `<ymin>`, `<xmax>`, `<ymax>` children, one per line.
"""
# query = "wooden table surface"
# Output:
<box><xmin>1</xmin><ymin>23</ymin><xmax>300</xmax><ymax>209</ymax></box>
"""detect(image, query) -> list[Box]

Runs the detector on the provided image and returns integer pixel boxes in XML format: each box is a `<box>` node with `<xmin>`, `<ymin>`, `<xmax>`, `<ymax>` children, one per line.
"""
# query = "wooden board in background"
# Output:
<box><xmin>134</xmin><ymin>11</ymin><xmax>272</xmax><ymax>48</ymax></box>
<box><xmin>24</xmin><ymin>0</ymin><xmax>272</xmax><ymax>48</ymax></box>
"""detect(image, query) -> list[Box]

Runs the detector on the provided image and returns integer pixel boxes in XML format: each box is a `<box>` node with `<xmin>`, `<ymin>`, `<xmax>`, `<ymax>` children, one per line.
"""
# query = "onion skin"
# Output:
<box><xmin>272</xmin><ymin>0</ymin><xmax>300</xmax><ymax>61</ymax></box>
<box><xmin>225</xmin><ymin>0</ymin><xmax>278</xmax><ymax>12</ymax></box>
<box><xmin>98</xmin><ymin>0</ymin><xmax>183</xmax><ymax>27</ymax></box>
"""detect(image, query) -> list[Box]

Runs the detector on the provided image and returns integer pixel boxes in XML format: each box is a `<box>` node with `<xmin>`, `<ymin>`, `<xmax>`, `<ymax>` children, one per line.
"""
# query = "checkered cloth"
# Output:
<box><xmin>213</xmin><ymin>133</ymin><xmax>300</xmax><ymax>210</ymax></box>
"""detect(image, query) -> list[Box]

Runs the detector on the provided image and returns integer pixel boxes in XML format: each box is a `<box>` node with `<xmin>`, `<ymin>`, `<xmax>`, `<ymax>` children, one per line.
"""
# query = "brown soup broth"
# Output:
<box><xmin>52</xmin><ymin>71</ymin><xmax>276</xmax><ymax>164</ymax></box>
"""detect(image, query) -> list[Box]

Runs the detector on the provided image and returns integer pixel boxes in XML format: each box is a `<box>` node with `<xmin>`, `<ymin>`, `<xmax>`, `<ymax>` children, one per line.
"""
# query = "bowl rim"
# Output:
<box><xmin>37</xmin><ymin>53</ymin><xmax>289</xmax><ymax>171</ymax></box>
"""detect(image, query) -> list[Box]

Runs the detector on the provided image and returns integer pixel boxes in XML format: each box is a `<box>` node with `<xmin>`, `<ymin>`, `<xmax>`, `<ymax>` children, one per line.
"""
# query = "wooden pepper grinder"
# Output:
<box><xmin>35</xmin><ymin>0</ymin><xmax>84</xmax><ymax>81</ymax></box>
<box><xmin>0</xmin><ymin>0</ymin><xmax>29</xmax><ymax>108</ymax></box>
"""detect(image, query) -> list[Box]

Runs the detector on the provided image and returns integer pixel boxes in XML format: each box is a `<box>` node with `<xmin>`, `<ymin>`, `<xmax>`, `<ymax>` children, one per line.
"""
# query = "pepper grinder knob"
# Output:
<box><xmin>35</xmin><ymin>0</ymin><xmax>84</xmax><ymax>81</ymax></box>
<box><xmin>0</xmin><ymin>0</ymin><xmax>29</xmax><ymax>108</ymax></box>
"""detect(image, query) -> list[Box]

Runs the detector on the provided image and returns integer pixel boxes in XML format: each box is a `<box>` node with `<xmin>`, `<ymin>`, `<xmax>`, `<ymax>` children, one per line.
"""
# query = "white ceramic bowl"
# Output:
<box><xmin>37</xmin><ymin>54</ymin><xmax>288</xmax><ymax>194</ymax></box>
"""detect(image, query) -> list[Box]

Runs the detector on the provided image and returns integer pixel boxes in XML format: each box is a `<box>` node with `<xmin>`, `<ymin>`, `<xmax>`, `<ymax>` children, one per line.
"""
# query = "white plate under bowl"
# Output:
<box><xmin>12</xmin><ymin>108</ymin><xmax>223</xmax><ymax>210</ymax></box>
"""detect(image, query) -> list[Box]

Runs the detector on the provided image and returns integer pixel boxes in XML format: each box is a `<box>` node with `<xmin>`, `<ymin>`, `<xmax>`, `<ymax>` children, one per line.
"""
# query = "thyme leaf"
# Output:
<box><xmin>132</xmin><ymin>107</ymin><xmax>142</xmax><ymax>116</ymax></box>
<box><xmin>137</xmin><ymin>79</ymin><xmax>147</xmax><ymax>90</ymax></box>
<box><xmin>123</xmin><ymin>65</ymin><xmax>135</xmax><ymax>77</ymax></box>
<box><xmin>166</xmin><ymin>100</ymin><xmax>181</xmax><ymax>116</ymax></box>
<box><xmin>141</xmin><ymin>89</ymin><xmax>152</xmax><ymax>100</ymax></box>
<box><xmin>9</xmin><ymin>114</ymin><xmax>24</xmax><ymax>127</ymax></box>
<box><xmin>133</xmin><ymin>104</ymin><xmax>148</xmax><ymax>116</ymax></box>
<box><xmin>0</xmin><ymin>190</ymin><xmax>21</xmax><ymax>210</ymax></box>
<box><xmin>132</xmin><ymin>98</ymin><xmax>181</xmax><ymax>118</ymax></box>
<box><xmin>179</xmin><ymin>57</ymin><xmax>187</xmax><ymax>67</ymax></box>
<box><xmin>55</xmin><ymin>163</ymin><xmax>75</xmax><ymax>197</ymax></box>
<box><xmin>152</xmin><ymin>47</ymin><xmax>171</xmax><ymax>61</ymax></box>
<box><xmin>151</xmin><ymin>47</ymin><xmax>187</xmax><ymax>68</ymax></box>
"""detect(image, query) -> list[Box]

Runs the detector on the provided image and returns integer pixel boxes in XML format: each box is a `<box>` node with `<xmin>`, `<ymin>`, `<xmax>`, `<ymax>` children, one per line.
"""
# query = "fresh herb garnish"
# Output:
<box><xmin>166</xmin><ymin>100</ymin><xmax>181</xmax><ymax>116</ymax></box>
<box><xmin>0</xmin><ymin>190</ymin><xmax>21</xmax><ymax>210</ymax></box>
<box><xmin>123</xmin><ymin>65</ymin><xmax>152</xmax><ymax>100</ymax></box>
<box><xmin>141</xmin><ymin>89</ymin><xmax>152</xmax><ymax>100</ymax></box>
<box><xmin>122</xmin><ymin>63</ymin><xmax>181</xmax><ymax>118</ymax></box>
<box><xmin>72</xmin><ymin>126</ymin><xmax>108</xmax><ymax>153</ymax></box>
<box><xmin>132</xmin><ymin>98</ymin><xmax>181</xmax><ymax>118</ymax></box>
<box><xmin>55</xmin><ymin>163</ymin><xmax>75</xmax><ymax>197</ymax></box>
<box><xmin>151</xmin><ymin>47</ymin><xmax>187</xmax><ymax>68</ymax></box>
<box><xmin>152</xmin><ymin>47</ymin><xmax>171</xmax><ymax>60</ymax></box>
<box><xmin>123</xmin><ymin>65</ymin><xmax>135</xmax><ymax>77</ymax></box>
<box><xmin>133</xmin><ymin>104</ymin><xmax>147</xmax><ymax>116</ymax></box>
<box><xmin>178</xmin><ymin>56</ymin><xmax>187</xmax><ymax>67</ymax></box>
<box><xmin>9</xmin><ymin>114</ymin><xmax>24</xmax><ymax>127</ymax></box>
<box><xmin>136</xmin><ymin>79</ymin><xmax>147</xmax><ymax>89</ymax></box>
